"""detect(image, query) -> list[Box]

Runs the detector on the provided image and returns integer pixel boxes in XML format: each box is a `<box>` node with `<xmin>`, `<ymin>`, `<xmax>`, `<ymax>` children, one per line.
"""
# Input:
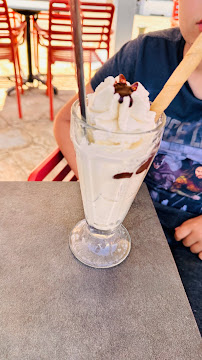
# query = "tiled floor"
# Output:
<box><xmin>0</xmin><ymin>15</ymin><xmax>171</xmax><ymax>181</ymax></box>
<box><xmin>0</xmin><ymin>42</ymin><xmax>81</xmax><ymax>181</ymax></box>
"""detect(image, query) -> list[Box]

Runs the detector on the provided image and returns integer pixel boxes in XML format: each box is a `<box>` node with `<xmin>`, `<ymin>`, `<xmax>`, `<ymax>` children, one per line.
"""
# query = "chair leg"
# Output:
<box><xmin>36</xmin><ymin>34</ymin><xmax>40</xmax><ymax>73</ymax></box>
<box><xmin>33</xmin><ymin>28</ymin><xmax>39</xmax><ymax>73</ymax></box>
<box><xmin>13</xmin><ymin>56</ymin><xmax>22</xmax><ymax>119</ymax></box>
<box><xmin>47</xmin><ymin>55</ymin><xmax>54</xmax><ymax>121</ymax></box>
<box><xmin>46</xmin><ymin>54</ymin><xmax>49</xmax><ymax>96</ymax></box>
<box><xmin>16</xmin><ymin>49</ymin><xmax>24</xmax><ymax>94</ymax></box>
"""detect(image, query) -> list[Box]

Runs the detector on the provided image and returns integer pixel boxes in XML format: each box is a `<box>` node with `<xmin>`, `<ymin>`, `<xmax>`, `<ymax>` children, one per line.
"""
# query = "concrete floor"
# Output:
<box><xmin>0</xmin><ymin>15</ymin><xmax>171</xmax><ymax>181</ymax></box>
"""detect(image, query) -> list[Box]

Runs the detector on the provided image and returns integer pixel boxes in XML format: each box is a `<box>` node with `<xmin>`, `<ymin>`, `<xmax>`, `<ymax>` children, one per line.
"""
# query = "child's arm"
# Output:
<box><xmin>53</xmin><ymin>82</ymin><xmax>94</xmax><ymax>179</ymax></box>
<box><xmin>174</xmin><ymin>215</ymin><xmax>202</xmax><ymax>260</ymax></box>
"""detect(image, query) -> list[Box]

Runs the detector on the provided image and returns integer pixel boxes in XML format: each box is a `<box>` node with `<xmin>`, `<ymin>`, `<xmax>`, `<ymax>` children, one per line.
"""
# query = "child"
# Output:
<box><xmin>54</xmin><ymin>0</ymin><xmax>202</xmax><ymax>332</ymax></box>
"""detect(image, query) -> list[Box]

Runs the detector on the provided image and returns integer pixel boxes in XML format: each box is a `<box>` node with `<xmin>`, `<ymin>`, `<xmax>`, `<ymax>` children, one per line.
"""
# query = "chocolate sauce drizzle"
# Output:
<box><xmin>114</xmin><ymin>74</ymin><xmax>138</xmax><ymax>107</ymax></box>
<box><xmin>113</xmin><ymin>172</ymin><xmax>133</xmax><ymax>179</ymax></box>
<box><xmin>112</xmin><ymin>75</ymin><xmax>143</xmax><ymax>180</ymax></box>
<box><xmin>113</xmin><ymin>155</ymin><xmax>154</xmax><ymax>180</ymax></box>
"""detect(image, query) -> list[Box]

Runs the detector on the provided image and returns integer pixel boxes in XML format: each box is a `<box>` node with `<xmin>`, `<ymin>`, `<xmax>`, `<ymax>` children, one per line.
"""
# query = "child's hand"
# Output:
<box><xmin>174</xmin><ymin>215</ymin><xmax>202</xmax><ymax>260</ymax></box>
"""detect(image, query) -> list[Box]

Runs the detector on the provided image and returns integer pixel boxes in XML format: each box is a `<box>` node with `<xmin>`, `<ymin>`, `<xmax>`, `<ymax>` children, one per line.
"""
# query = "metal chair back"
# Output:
<box><xmin>81</xmin><ymin>1</ymin><xmax>115</xmax><ymax>61</ymax></box>
<box><xmin>171</xmin><ymin>0</ymin><xmax>179</xmax><ymax>28</ymax></box>
<box><xmin>28</xmin><ymin>148</ymin><xmax>77</xmax><ymax>181</ymax></box>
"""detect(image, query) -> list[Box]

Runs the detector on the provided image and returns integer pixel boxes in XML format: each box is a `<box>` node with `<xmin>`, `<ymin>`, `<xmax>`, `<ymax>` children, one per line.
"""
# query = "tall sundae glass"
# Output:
<box><xmin>69</xmin><ymin>75</ymin><xmax>166</xmax><ymax>268</ymax></box>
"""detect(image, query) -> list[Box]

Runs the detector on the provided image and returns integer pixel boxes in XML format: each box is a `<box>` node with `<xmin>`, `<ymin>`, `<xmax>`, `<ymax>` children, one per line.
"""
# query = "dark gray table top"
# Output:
<box><xmin>0</xmin><ymin>182</ymin><xmax>201</xmax><ymax>360</ymax></box>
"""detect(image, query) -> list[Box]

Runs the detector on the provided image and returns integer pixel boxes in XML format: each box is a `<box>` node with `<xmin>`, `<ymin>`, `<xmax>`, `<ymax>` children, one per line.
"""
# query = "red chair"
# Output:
<box><xmin>34</xmin><ymin>0</ymin><xmax>73</xmax><ymax>121</ymax></box>
<box><xmin>0</xmin><ymin>0</ymin><xmax>26</xmax><ymax>118</ymax></box>
<box><xmin>33</xmin><ymin>1</ymin><xmax>115</xmax><ymax>121</ymax></box>
<box><xmin>80</xmin><ymin>1</ymin><xmax>115</xmax><ymax>75</ymax></box>
<box><xmin>28</xmin><ymin>147</ymin><xmax>77</xmax><ymax>181</ymax></box>
<box><xmin>171</xmin><ymin>0</ymin><xmax>179</xmax><ymax>28</ymax></box>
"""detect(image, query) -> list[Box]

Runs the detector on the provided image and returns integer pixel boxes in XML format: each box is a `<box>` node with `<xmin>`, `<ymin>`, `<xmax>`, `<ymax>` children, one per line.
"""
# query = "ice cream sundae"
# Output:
<box><xmin>71</xmin><ymin>75</ymin><xmax>164</xmax><ymax>231</ymax></box>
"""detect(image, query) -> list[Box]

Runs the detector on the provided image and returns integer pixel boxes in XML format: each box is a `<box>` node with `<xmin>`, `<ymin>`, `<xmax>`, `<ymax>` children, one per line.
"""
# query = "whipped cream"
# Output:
<box><xmin>87</xmin><ymin>75</ymin><xmax>156</xmax><ymax>132</ymax></box>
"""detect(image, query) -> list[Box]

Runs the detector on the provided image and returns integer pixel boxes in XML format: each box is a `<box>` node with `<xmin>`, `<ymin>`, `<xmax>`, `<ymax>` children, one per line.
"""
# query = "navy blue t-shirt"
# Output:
<box><xmin>91</xmin><ymin>28</ymin><xmax>202</xmax><ymax>215</ymax></box>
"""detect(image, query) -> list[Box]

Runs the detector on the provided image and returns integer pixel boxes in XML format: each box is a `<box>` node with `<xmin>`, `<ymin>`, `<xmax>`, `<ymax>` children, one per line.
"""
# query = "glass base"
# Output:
<box><xmin>69</xmin><ymin>219</ymin><xmax>131</xmax><ymax>268</ymax></box>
